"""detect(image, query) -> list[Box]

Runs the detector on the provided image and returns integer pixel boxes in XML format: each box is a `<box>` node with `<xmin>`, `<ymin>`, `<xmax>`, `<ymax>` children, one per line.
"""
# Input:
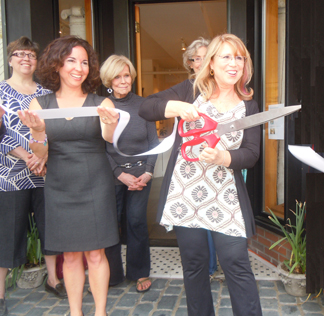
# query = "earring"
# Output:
<box><xmin>210</xmin><ymin>69</ymin><xmax>214</xmax><ymax>76</ymax></box>
<box><xmin>107</xmin><ymin>88</ymin><xmax>113</xmax><ymax>94</ymax></box>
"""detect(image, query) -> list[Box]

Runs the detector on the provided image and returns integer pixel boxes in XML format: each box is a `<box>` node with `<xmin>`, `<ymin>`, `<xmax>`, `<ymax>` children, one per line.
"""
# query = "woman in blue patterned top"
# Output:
<box><xmin>0</xmin><ymin>37</ymin><xmax>66</xmax><ymax>314</ymax></box>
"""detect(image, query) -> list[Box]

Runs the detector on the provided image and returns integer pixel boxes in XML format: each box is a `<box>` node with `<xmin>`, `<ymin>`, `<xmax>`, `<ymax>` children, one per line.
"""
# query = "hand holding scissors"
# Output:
<box><xmin>178</xmin><ymin>113</ymin><xmax>221</xmax><ymax>162</ymax></box>
<box><xmin>178</xmin><ymin>105</ymin><xmax>302</xmax><ymax>162</ymax></box>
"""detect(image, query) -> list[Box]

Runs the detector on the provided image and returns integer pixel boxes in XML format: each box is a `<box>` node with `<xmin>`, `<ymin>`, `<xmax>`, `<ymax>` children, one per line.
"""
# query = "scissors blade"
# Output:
<box><xmin>216</xmin><ymin>105</ymin><xmax>301</xmax><ymax>136</ymax></box>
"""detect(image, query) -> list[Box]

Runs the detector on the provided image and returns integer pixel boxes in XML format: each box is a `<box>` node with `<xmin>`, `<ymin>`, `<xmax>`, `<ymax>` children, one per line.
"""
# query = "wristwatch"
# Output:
<box><xmin>145</xmin><ymin>171</ymin><xmax>153</xmax><ymax>179</ymax></box>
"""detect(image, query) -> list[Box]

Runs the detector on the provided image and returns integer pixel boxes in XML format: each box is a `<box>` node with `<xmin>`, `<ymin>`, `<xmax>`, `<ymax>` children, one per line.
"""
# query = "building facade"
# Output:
<box><xmin>1</xmin><ymin>0</ymin><xmax>323</xmax><ymax>288</ymax></box>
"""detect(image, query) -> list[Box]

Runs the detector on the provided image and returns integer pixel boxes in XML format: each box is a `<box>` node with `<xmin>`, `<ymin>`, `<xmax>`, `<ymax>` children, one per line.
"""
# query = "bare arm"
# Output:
<box><xmin>0</xmin><ymin>107</ymin><xmax>5</xmax><ymax>141</ymax></box>
<box><xmin>97</xmin><ymin>98</ymin><xmax>119</xmax><ymax>143</ymax></box>
<box><xmin>0</xmin><ymin>107</ymin><xmax>4</xmax><ymax>128</ymax></box>
<box><xmin>18</xmin><ymin>98</ymin><xmax>48</xmax><ymax>159</ymax></box>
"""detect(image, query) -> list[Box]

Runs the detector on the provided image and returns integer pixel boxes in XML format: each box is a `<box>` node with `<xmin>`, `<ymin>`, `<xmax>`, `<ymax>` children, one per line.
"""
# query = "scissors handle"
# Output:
<box><xmin>178</xmin><ymin>113</ymin><xmax>218</xmax><ymax>137</ymax></box>
<box><xmin>181</xmin><ymin>134</ymin><xmax>221</xmax><ymax>162</ymax></box>
<box><xmin>178</xmin><ymin>113</ymin><xmax>220</xmax><ymax>162</ymax></box>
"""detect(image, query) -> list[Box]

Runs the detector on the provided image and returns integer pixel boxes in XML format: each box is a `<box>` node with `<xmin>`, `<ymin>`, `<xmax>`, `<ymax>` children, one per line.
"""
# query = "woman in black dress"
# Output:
<box><xmin>19</xmin><ymin>36</ymin><xmax>119</xmax><ymax>316</ymax></box>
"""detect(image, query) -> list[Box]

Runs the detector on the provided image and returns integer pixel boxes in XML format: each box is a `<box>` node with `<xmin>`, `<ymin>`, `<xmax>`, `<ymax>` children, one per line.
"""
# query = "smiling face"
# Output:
<box><xmin>58</xmin><ymin>46</ymin><xmax>89</xmax><ymax>90</ymax></box>
<box><xmin>209</xmin><ymin>42</ymin><xmax>244</xmax><ymax>89</ymax></box>
<box><xmin>111</xmin><ymin>64</ymin><xmax>132</xmax><ymax>99</ymax></box>
<box><xmin>9</xmin><ymin>50</ymin><xmax>37</xmax><ymax>77</ymax></box>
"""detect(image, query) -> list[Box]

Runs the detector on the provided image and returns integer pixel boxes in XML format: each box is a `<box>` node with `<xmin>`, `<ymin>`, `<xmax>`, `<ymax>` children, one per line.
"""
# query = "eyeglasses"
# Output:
<box><xmin>216</xmin><ymin>55</ymin><xmax>246</xmax><ymax>65</ymax></box>
<box><xmin>11</xmin><ymin>51</ymin><xmax>37</xmax><ymax>60</ymax></box>
<box><xmin>189</xmin><ymin>57</ymin><xmax>204</xmax><ymax>63</ymax></box>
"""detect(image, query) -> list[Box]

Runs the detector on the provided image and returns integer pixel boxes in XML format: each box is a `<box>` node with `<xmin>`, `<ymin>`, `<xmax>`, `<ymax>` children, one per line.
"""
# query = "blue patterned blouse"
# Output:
<box><xmin>0</xmin><ymin>81</ymin><xmax>51</xmax><ymax>191</ymax></box>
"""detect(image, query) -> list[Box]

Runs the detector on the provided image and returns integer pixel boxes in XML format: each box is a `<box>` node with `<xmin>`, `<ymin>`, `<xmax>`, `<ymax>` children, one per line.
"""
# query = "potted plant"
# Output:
<box><xmin>6</xmin><ymin>213</ymin><xmax>46</xmax><ymax>289</ymax></box>
<box><xmin>268</xmin><ymin>200</ymin><xmax>306</xmax><ymax>296</ymax></box>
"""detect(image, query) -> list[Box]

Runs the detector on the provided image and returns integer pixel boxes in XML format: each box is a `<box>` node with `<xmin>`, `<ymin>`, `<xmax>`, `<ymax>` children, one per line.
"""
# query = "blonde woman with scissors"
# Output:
<box><xmin>139</xmin><ymin>34</ymin><xmax>262</xmax><ymax>316</ymax></box>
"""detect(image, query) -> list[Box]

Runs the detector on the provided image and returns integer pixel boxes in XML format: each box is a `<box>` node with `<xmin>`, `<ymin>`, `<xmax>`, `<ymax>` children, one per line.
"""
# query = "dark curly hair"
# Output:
<box><xmin>36</xmin><ymin>36</ymin><xmax>101</xmax><ymax>93</ymax></box>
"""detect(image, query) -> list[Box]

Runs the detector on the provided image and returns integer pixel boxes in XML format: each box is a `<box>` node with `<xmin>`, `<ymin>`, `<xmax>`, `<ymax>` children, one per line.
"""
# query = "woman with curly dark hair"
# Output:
<box><xmin>19</xmin><ymin>36</ymin><xmax>119</xmax><ymax>316</ymax></box>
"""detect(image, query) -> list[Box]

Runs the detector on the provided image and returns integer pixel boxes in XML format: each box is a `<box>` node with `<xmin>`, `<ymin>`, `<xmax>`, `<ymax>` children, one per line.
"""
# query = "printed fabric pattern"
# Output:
<box><xmin>0</xmin><ymin>81</ymin><xmax>51</xmax><ymax>191</ymax></box>
<box><xmin>160</xmin><ymin>95</ymin><xmax>247</xmax><ymax>237</ymax></box>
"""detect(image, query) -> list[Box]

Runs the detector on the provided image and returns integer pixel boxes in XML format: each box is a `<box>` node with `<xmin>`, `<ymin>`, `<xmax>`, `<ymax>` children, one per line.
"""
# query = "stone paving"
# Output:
<box><xmin>4</xmin><ymin>277</ymin><xmax>324</xmax><ymax>316</ymax></box>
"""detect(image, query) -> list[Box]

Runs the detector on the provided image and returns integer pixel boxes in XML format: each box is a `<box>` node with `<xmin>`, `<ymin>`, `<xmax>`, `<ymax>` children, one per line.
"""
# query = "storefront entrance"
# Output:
<box><xmin>133</xmin><ymin>1</ymin><xmax>227</xmax><ymax>245</ymax></box>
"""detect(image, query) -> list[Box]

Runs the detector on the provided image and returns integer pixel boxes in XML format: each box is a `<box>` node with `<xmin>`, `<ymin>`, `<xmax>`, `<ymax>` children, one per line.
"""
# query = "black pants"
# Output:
<box><xmin>174</xmin><ymin>226</ymin><xmax>262</xmax><ymax>316</ymax></box>
<box><xmin>106</xmin><ymin>182</ymin><xmax>151</xmax><ymax>282</ymax></box>
<box><xmin>0</xmin><ymin>188</ymin><xmax>58</xmax><ymax>268</ymax></box>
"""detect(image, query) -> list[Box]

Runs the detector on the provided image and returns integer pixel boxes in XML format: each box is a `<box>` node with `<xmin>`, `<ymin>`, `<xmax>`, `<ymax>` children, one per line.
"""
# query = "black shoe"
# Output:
<box><xmin>0</xmin><ymin>299</ymin><xmax>8</xmax><ymax>316</ymax></box>
<box><xmin>45</xmin><ymin>282</ymin><xmax>67</xmax><ymax>299</ymax></box>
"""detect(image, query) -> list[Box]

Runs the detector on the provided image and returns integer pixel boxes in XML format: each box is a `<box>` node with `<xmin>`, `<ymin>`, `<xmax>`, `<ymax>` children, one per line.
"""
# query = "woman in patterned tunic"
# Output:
<box><xmin>183</xmin><ymin>37</ymin><xmax>219</xmax><ymax>280</ymax></box>
<box><xmin>19</xmin><ymin>36</ymin><xmax>119</xmax><ymax>316</ymax></box>
<box><xmin>139</xmin><ymin>34</ymin><xmax>262</xmax><ymax>316</ymax></box>
<box><xmin>0</xmin><ymin>37</ymin><xmax>66</xmax><ymax>316</ymax></box>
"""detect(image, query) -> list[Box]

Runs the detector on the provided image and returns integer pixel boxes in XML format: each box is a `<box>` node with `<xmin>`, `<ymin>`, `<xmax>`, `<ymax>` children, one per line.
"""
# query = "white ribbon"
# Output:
<box><xmin>0</xmin><ymin>103</ymin><xmax>177</xmax><ymax>157</ymax></box>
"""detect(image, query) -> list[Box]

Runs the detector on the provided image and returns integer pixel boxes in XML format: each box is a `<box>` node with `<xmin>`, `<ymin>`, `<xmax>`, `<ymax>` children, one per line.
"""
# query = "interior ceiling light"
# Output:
<box><xmin>181</xmin><ymin>38</ymin><xmax>187</xmax><ymax>51</ymax></box>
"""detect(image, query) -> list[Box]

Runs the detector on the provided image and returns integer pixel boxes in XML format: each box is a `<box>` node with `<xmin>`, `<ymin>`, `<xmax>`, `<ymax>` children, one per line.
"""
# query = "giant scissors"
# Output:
<box><xmin>178</xmin><ymin>105</ymin><xmax>301</xmax><ymax>162</ymax></box>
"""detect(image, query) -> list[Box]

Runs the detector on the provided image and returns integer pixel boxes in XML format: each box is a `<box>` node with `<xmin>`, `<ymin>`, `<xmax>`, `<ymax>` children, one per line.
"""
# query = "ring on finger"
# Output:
<box><xmin>102</xmin><ymin>117</ymin><xmax>107</xmax><ymax>121</ymax></box>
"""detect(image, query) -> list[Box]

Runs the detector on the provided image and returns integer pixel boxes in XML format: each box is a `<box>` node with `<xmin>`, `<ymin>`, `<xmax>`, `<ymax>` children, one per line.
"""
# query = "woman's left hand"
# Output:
<box><xmin>137</xmin><ymin>173</ymin><xmax>152</xmax><ymax>187</ymax></box>
<box><xmin>199</xmin><ymin>144</ymin><xmax>226</xmax><ymax>166</ymax></box>
<box><xmin>97</xmin><ymin>106</ymin><xmax>119</xmax><ymax>125</ymax></box>
<box><xmin>128</xmin><ymin>173</ymin><xmax>152</xmax><ymax>191</ymax></box>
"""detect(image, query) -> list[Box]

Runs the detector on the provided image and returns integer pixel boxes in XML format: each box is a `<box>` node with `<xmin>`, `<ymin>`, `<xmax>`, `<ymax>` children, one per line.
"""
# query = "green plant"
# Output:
<box><xmin>268</xmin><ymin>200</ymin><xmax>306</xmax><ymax>275</ymax></box>
<box><xmin>5</xmin><ymin>213</ymin><xmax>43</xmax><ymax>289</ymax></box>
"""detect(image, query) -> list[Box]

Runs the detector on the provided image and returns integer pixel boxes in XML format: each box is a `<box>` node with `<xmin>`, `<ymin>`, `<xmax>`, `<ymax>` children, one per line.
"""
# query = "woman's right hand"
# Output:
<box><xmin>118</xmin><ymin>172</ymin><xmax>140</xmax><ymax>189</ymax></box>
<box><xmin>165</xmin><ymin>101</ymin><xmax>200</xmax><ymax>121</ymax></box>
<box><xmin>18</xmin><ymin>109</ymin><xmax>45</xmax><ymax>132</ymax></box>
<box><xmin>26</xmin><ymin>153</ymin><xmax>47</xmax><ymax>175</ymax></box>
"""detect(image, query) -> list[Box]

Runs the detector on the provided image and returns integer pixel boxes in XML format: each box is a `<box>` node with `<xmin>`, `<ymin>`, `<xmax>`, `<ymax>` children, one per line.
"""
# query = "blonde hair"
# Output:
<box><xmin>182</xmin><ymin>37</ymin><xmax>210</xmax><ymax>74</ymax></box>
<box><xmin>194</xmin><ymin>34</ymin><xmax>254</xmax><ymax>101</ymax></box>
<box><xmin>100</xmin><ymin>55</ymin><xmax>137</xmax><ymax>88</ymax></box>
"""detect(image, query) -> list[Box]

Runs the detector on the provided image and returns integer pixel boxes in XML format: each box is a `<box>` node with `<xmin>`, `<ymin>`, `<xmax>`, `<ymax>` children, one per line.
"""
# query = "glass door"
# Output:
<box><xmin>134</xmin><ymin>1</ymin><xmax>227</xmax><ymax>245</ymax></box>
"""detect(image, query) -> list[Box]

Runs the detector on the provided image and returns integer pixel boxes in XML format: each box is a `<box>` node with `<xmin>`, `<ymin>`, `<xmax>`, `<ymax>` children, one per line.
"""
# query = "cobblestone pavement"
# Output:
<box><xmin>5</xmin><ymin>277</ymin><xmax>324</xmax><ymax>316</ymax></box>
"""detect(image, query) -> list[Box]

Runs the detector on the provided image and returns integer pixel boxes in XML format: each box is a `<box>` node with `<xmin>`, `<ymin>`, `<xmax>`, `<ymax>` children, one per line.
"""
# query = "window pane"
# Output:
<box><xmin>58</xmin><ymin>0</ymin><xmax>93</xmax><ymax>45</ymax></box>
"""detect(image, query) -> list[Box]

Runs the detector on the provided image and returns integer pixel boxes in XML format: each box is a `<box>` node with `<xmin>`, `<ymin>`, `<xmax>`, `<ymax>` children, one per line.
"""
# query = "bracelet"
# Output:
<box><xmin>30</xmin><ymin>134</ymin><xmax>48</xmax><ymax>146</ymax></box>
<box><xmin>145</xmin><ymin>172</ymin><xmax>153</xmax><ymax>178</ymax></box>
<box><xmin>221</xmin><ymin>151</ymin><xmax>225</xmax><ymax>166</ymax></box>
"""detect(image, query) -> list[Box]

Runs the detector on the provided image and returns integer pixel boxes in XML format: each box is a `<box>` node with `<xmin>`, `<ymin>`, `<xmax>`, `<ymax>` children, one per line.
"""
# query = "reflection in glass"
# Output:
<box><xmin>58</xmin><ymin>0</ymin><xmax>93</xmax><ymax>45</ymax></box>
<box><xmin>264</xmin><ymin>0</ymin><xmax>286</xmax><ymax>219</ymax></box>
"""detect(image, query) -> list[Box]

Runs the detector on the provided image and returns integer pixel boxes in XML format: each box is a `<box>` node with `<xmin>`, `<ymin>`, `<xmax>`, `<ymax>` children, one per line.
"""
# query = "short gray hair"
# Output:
<box><xmin>182</xmin><ymin>37</ymin><xmax>210</xmax><ymax>73</ymax></box>
<box><xmin>100</xmin><ymin>55</ymin><xmax>137</xmax><ymax>88</ymax></box>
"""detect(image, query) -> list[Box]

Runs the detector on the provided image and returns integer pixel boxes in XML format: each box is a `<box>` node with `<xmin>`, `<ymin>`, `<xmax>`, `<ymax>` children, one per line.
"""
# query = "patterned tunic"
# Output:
<box><xmin>160</xmin><ymin>95</ymin><xmax>247</xmax><ymax>238</ymax></box>
<box><xmin>0</xmin><ymin>81</ymin><xmax>51</xmax><ymax>191</ymax></box>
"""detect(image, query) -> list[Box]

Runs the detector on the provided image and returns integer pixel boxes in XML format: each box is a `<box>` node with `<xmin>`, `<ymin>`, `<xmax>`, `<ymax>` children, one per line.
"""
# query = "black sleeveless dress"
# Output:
<box><xmin>37</xmin><ymin>93</ymin><xmax>119</xmax><ymax>252</ymax></box>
